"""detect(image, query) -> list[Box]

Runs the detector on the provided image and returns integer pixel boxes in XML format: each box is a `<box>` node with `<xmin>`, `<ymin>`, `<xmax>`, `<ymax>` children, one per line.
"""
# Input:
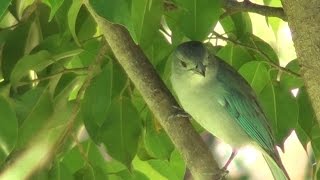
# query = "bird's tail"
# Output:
<box><xmin>263</xmin><ymin>152</ymin><xmax>290</xmax><ymax>180</ymax></box>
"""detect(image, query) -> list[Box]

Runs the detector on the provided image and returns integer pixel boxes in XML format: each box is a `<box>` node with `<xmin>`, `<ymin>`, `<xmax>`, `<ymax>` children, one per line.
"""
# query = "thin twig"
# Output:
<box><xmin>16</xmin><ymin>67</ymin><xmax>88</xmax><ymax>87</ymax></box>
<box><xmin>211</xmin><ymin>31</ymin><xmax>300</xmax><ymax>77</ymax></box>
<box><xmin>221</xmin><ymin>0</ymin><xmax>287</xmax><ymax>21</ymax></box>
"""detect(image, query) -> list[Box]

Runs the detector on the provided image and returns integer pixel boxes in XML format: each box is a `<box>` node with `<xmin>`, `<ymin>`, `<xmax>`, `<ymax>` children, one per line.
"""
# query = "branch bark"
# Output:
<box><xmin>84</xmin><ymin>2</ymin><xmax>222</xmax><ymax>180</ymax></box>
<box><xmin>222</xmin><ymin>0</ymin><xmax>287</xmax><ymax>21</ymax></box>
<box><xmin>281</xmin><ymin>0</ymin><xmax>320</xmax><ymax>124</ymax></box>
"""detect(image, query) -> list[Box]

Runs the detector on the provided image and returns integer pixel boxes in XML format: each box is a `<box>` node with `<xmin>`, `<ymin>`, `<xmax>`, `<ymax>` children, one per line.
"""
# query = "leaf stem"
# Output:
<box><xmin>211</xmin><ymin>31</ymin><xmax>301</xmax><ymax>78</ymax></box>
<box><xmin>16</xmin><ymin>67</ymin><xmax>88</xmax><ymax>87</ymax></box>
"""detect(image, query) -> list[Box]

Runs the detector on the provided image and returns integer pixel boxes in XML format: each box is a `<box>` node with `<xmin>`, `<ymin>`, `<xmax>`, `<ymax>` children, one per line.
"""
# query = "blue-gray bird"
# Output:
<box><xmin>170</xmin><ymin>41</ymin><xmax>290</xmax><ymax>180</ymax></box>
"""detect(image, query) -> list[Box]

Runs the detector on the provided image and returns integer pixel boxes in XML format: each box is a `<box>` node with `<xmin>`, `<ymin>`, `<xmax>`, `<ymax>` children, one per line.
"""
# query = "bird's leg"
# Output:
<box><xmin>222</xmin><ymin>150</ymin><xmax>238</xmax><ymax>170</ymax></box>
<box><xmin>168</xmin><ymin>105</ymin><xmax>192</xmax><ymax>120</ymax></box>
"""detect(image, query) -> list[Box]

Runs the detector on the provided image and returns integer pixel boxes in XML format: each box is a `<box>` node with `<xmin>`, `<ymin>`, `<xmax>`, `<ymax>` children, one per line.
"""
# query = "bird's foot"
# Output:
<box><xmin>168</xmin><ymin>105</ymin><xmax>192</xmax><ymax>121</ymax></box>
<box><xmin>212</xmin><ymin>169</ymin><xmax>229</xmax><ymax>180</ymax></box>
<box><xmin>222</xmin><ymin>150</ymin><xmax>238</xmax><ymax>171</ymax></box>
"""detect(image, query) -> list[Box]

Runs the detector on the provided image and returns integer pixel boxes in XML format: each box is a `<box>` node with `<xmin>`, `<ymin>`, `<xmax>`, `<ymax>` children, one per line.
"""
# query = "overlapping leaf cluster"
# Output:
<box><xmin>0</xmin><ymin>0</ymin><xmax>317</xmax><ymax>179</ymax></box>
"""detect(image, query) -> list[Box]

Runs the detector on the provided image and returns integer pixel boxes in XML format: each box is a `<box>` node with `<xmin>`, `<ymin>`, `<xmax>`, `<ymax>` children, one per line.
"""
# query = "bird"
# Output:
<box><xmin>170</xmin><ymin>41</ymin><xmax>290</xmax><ymax>180</ymax></box>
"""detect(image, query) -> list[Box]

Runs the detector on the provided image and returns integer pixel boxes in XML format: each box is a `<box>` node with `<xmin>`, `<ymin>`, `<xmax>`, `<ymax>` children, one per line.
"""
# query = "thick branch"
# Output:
<box><xmin>84</xmin><ymin>2</ymin><xmax>221</xmax><ymax>180</ymax></box>
<box><xmin>281</xmin><ymin>0</ymin><xmax>320</xmax><ymax>124</ymax></box>
<box><xmin>222</xmin><ymin>0</ymin><xmax>287</xmax><ymax>21</ymax></box>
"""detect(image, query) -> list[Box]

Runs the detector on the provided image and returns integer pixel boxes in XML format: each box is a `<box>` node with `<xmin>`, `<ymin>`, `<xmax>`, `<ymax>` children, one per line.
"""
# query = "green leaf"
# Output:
<box><xmin>143</xmin><ymin>32</ymin><xmax>173</xmax><ymax>66</ymax></box>
<box><xmin>238</xmin><ymin>61</ymin><xmax>270</xmax><ymax>94</ymax></box>
<box><xmin>264</xmin><ymin>0</ymin><xmax>282</xmax><ymax>35</ymax></box>
<box><xmin>111</xmin><ymin>61</ymin><xmax>128</xmax><ymax>98</ymax></box>
<box><xmin>258</xmin><ymin>81</ymin><xmax>297</xmax><ymax>145</ymax></box>
<box><xmin>77</xmin><ymin>15</ymin><xmax>98</xmax><ymax>42</ymax></box>
<box><xmin>10</xmin><ymin>50</ymin><xmax>52</xmax><ymax>86</ymax></box>
<box><xmin>131</xmin><ymin>0</ymin><xmax>163</xmax><ymax>48</ymax></box>
<box><xmin>99</xmin><ymin>97</ymin><xmax>142</xmax><ymax>167</ymax></box>
<box><xmin>43</xmin><ymin>0</ymin><xmax>65</xmax><ymax>21</ymax></box>
<box><xmin>144</xmin><ymin>111</ymin><xmax>174</xmax><ymax>160</ymax></box>
<box><xmin>147</xmin><ymin>150</ymin><xmax>185</xmax><ymax>180</ymax></box>
<box><xmin>15</xmin><ymin>87</ymin><xmax>54</xmax><ymax>148</ymax></box>
<box><xmin>216</xmin><ymin>44</ymin><xmax>254</xmax><ymax>70</ymax></box>
<box><xmin>311</xmin><ymin>125</ymin><xmax>320</xmax><ymax>160</ymax></box>
<box><xmin>74</xmin><ymin>166</ymin><xmax>96</xmax><ymax>180</ymax></box>
<box><xmin>68</xmin><ymin>0</ymin><xmax>83</xmax><ymax>46</ymax></box>
<box><xmin>280</xmin><ymin>59</ymin><xmax>303</xmax><ymax>90</ymax></box>
<box><xmin>230</xmin><ymin>12</ymin><xmax>252</xmax><ymax>37</ymax></box>
<box><xmin>78</xmin><ymin>39</ymin><xmax>101</xmax><ymax>67</ymax></box>
<box><xmin>168</xmin><ymin>0</ymin><xmax>223</xmax><ymax>40</ymax></box>
<box><xmin>17</xmin><ymin>0</ymin><xmax>36</xmax><ymax>19</ymax></box>
<box><xmin>240</xmin><ymin>33</ymin><xmax>279</xmax><ymax>64</ymax></box>
<box><xmin>1</xmin><ymin>21</ymin><xmax>32</xmax><ymax>80</ymax></box>
<box><xmin>133</xmin><ymin>150</ymin><xmax>185</xmax><ymax>180</ymax></box>
<box><xmin>0</xmin><ymin>96</ymin><xmax>18</xmax><ymax>164</ymax></box>
<box><xmin>296</xmin><ymin>88</ymin><xmax>317</xmax><ymax>148</ymax></box>
<box><xmin>82</xmin><ymin>63</ymin><xmax>112</xmax><ymax>140</ymax></box>
<box><xmin>0</xmin><ymin>0</ymin><xmax>12</xmax><ymax>20</ymax></box>
<box><xmin>295</xmin><ymin>124</ymin><xmax>310</xmax><ymax>149</ymax></box>
<box><xmin>48</xmin><ymin>161</ymin><xmax>73</xmax><ymax>180</ymax></box>
<box><xmin>89</xmin><ymin>0</ymin><xmax>135</xmax><ymax>41</ymax></box>
<box><xmin>266</xmin><ymin>17</ymin><xmax>281</xmax><ymax>37</ymax></box>
<box><xmin>116</xmin><ymin>169</ymin><xmax>148</xmax><ymax>180</ymax></box>
<box><xmin>220</xmin><ymin>12</ymin><xmax>252</xmax><ymax>39</ymax></box>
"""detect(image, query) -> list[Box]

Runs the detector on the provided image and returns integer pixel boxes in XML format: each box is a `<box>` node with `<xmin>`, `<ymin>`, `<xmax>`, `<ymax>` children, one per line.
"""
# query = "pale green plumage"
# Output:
<box><xmin>170</xmin><ymin>41</ymin><xmax>289</xmax><ymax>180</ymax></box>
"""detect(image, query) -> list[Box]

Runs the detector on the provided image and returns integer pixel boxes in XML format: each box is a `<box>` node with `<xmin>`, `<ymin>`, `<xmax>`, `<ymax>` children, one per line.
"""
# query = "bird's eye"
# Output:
<box><xmin>180</xmin><ymin>61</ymin><xmax>187</xmax><ymax>68</ymax></box>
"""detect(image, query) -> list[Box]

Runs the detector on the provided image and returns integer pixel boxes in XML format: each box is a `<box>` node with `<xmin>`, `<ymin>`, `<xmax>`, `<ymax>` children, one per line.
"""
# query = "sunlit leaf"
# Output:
<box><xmin>240</xmin><ymin>33</ymin><xmax>279</xmax><ymax>64</ymax></box>
<box><xmin>68</xmin><ymin>0</ymin><xmax>83</xmax><ymax>46</ymax></box>
<box><xmin>0</xmin><ymin>96</ymin><xmax>18</xmax><ymax>164</ymax></box>
<box><xmin>43</xmin><ymin>0</ymin><xmax>65</xmax><ymax>21</ymax></box>
<box><xmin>132</xmin><ymin>151</ymin><xmax>186</xmax><ymax>180</ymax></box>
<box><xmin>220</xmin><ymin>12</ymin><xmax>252</xmax><ymax>39</ymax></box>
<box><xmin>116</xmin><ymin>169</ymin><xmax>149</xmax><ymax>180</ymax></box>
<box><xmin>280</xmin><ymin>59</ymin><xmax>303</xmax><ymax>90</ymax></box>
<box><xmin>15</xmin><ymin>87</ymin><xmax>54</xmax><ymax>148</ymax></box>
<box><xmin>239</xmin><ymin>61</ymin><xmax>270</xmax><ymax>94</ymax></box>
<box><xmin>10</xmin><ymin>50</ymin><xmax>51</xmax><ymax>86</ymax></box>
<box><xmin>216</xmin><ymin>44</ymin><xmax>254</xmax><ymax>70</ymax></box>
<box><xmin>17</xmin><ymin>0</ymin><xmax>36</xmax><ymax>19</ymax></box>
<box><xmin>0</xmin><ymin>0</ymin><xmax>12</xmax><ymax>20</ymax></box>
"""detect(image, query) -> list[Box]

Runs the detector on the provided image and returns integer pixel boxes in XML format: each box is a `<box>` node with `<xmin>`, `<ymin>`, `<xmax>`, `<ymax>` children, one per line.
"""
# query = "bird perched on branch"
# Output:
<box><xmin>170</xmin><ymin>41</ymin><xmax>290</xmax><ymax>180</ymax></box>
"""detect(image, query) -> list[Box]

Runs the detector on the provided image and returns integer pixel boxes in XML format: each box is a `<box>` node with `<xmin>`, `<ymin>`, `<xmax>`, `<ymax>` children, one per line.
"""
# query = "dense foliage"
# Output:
<box><xmin>0</xmin><ymin>0</ymin><xmax>317</xmax><ymax>179</ymax></box>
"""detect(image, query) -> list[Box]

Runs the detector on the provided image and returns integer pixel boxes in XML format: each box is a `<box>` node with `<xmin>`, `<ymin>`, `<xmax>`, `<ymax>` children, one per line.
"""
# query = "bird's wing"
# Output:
<box><xmin>214</xmin><ymin>56</ymin><xmax>275</xmax><ymax>153</ymax></box>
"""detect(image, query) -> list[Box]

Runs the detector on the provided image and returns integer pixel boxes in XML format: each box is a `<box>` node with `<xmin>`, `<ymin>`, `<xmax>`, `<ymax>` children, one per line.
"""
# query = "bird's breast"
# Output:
<box><xmin>171</xmin><ymin>76</ymin><xmax>252</xmax><ymax>148</ymax></box>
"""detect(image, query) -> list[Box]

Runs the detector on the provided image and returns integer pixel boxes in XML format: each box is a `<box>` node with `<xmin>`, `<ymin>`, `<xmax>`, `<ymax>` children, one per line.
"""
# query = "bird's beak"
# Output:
<box><xmin>194</xmin><ymin>63</ymin><xmax>206</xmax><ymax>77</ymax></box>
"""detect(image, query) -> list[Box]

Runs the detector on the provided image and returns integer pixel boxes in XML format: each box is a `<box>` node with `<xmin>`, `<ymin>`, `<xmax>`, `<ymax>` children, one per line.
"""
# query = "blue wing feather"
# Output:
<box><xmin>214</xmin><ymin>56</ymin><xmax>275</xmax><ymax>153</ymax></box>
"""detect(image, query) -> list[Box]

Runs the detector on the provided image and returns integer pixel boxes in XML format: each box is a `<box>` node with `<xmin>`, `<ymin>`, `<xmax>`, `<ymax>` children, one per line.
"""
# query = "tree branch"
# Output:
<box><xmin>221</xmin><ymin>0</ymin><xmax>287</xmax><ymax>21</ymax></box>
<box><xmin>281</xmin><ymin>0</ymin><xmax>320</xmax><ymax>124</ymax></box>
<box><xmin>84</xmin><ymin>2</ymin><xmax>222</xmax><ymax>180</ymax></box>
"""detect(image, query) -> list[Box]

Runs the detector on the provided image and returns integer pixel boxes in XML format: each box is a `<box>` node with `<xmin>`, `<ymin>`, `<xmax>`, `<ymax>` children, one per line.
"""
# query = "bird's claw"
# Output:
<box><xmin>168</xmin><ymin>105</ymin><xmax>192</xmax><ymax>120</ymax></box>
<box><xmin>213</xmin><ymin>169</ymin><xmax>229</xmax><ymax>180</ymax></box>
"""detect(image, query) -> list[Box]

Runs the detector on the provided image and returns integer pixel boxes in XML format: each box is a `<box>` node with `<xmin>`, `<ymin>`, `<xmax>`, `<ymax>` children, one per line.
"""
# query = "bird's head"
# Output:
<box><xmin>171</xmin><ymin>41</ymin><xmax>209</xmax><ymax>77</ymax></box>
